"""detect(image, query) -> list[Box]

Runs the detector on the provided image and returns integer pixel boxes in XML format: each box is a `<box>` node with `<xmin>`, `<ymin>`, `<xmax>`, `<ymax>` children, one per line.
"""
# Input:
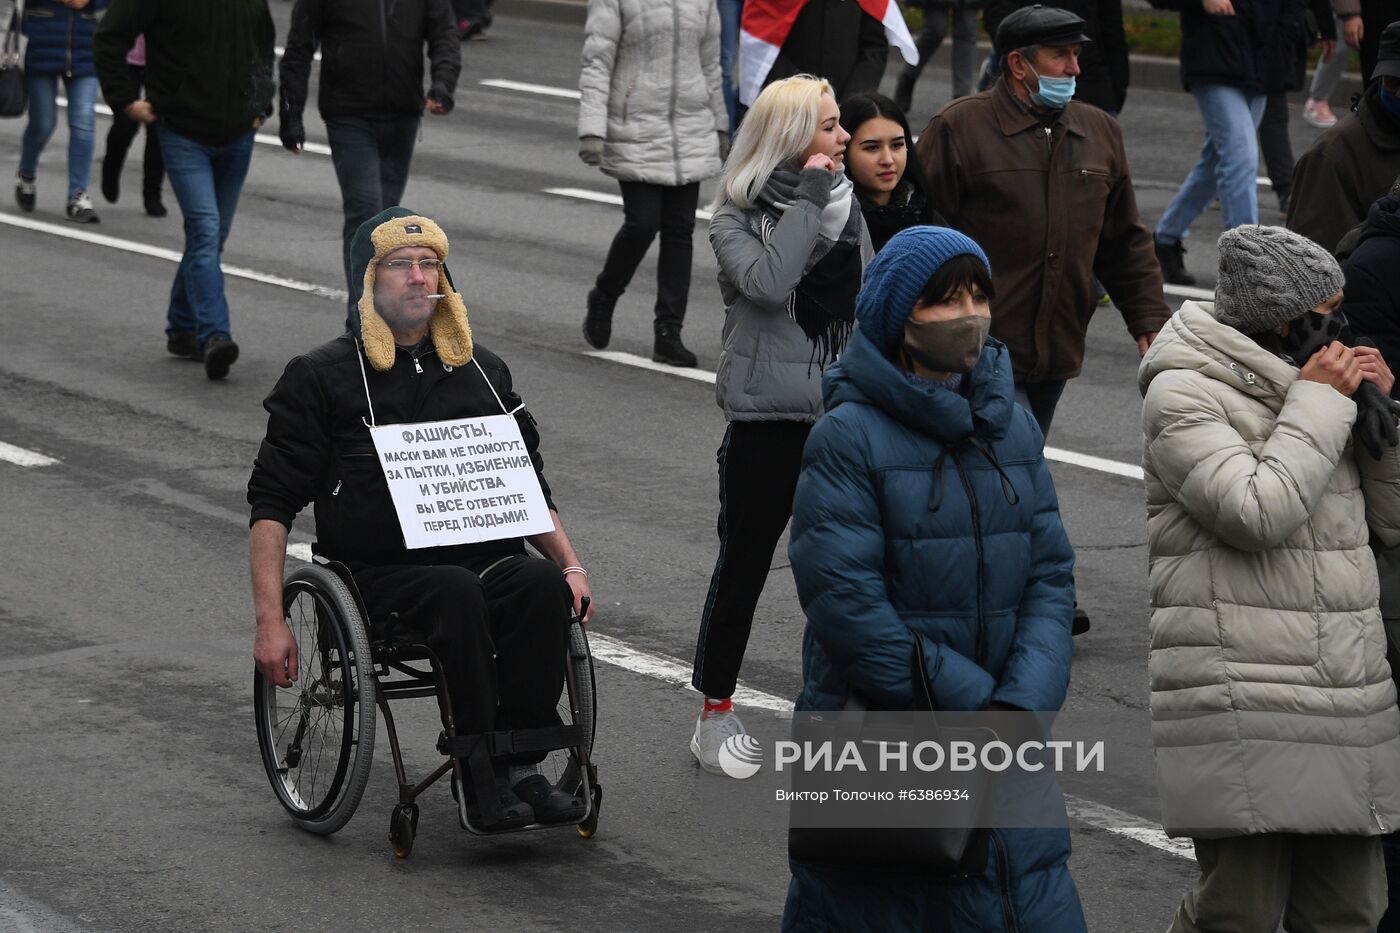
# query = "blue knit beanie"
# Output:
<box><xmin>856</xmin><ymin>226</ymin><xmax>991</xmax><ymax>356</ymax></box>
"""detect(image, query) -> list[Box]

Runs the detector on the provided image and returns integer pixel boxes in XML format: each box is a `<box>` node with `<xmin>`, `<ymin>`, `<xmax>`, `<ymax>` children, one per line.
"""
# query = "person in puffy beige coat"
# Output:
<box><xmin>576</xmin><ymin>0</ymin><xmax>728</xmax><ymax>367</ymax></box>
<box><xmin>1140</xmin><ymin>225</ymin><xmax>1400</xmax><ymax>933</ymax></box>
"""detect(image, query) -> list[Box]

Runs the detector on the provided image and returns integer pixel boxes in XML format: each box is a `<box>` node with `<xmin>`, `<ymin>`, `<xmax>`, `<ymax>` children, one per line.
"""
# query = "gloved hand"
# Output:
<box><xmin>578</xmin><ymin>135</ymin><xmax>605</xmax><ymax>167</ymax></box>
<box><xmin>717</xmin><ymin>130</ymin><xmax>731</xmax><ymax>161</ymax></box>
<box><xmin>279</xmin><ymin>111</ymin><xmax>305</xmax><ymax>153</ymax></box>
<box><xmin>1353</xmin><ymin>378</ymin><xmax>1399</xmax><ymax>460</ymax></box>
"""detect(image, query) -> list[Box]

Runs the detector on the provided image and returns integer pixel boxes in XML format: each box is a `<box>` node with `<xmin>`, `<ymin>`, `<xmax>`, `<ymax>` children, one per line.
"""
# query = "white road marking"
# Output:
<box><xmin>0</xmin><ymin>441</ymin><xmax>58</xmax><ymax>468</ymax></box>
<box><xmin>546</xmin><ymin>187</ymin><xmax>714</xmax><ymax>222</ymax></box>
<box><xmin>0</xmin><ymin>212</ymin><xmax>348</xmax><ymax>301</ymax></box>
<box><xmin>480</xmin><ymin>78</ymin><xmax>582</xmax><ymax>100</ymax></box>
<box><xmin>2</xmin><ymin>213</ymin><xmax>1150</xmax><ymax>482</ymax></box>
<box><xmin>588</xmin><ymin>351</ymin><xmax>1147</xmax><ymax>480</ymax></box>
<box><xmin>583</xmin><ymin>350</ymin><xmax>717</xmax><ymax>384</ymax></box>
<box><xmin>56</xmin><ymin>97</ymin><xmax>333</xmax><ymax>155</ymax></box>
<box><xmin>1065</xmin><ymin>795</ymin><xmax>1195</xmax><ymax>860</ymax></box>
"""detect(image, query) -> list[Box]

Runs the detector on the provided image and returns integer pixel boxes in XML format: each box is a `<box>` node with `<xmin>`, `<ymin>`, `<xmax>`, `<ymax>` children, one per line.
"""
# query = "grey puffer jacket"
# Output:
<box><xmin>710</xmin><ymin>173</ymin><xmax>873</xmax><ymax>422</ymax></box>
<box><xmin>1139</xmin><ymin>300</ymin><xmax>1400</xmax><ymax>839</ymax></box>
<box><xmin>577</xmin><ymin>0</ymin><xmax>726</xmax><ymax>186</ymax></box>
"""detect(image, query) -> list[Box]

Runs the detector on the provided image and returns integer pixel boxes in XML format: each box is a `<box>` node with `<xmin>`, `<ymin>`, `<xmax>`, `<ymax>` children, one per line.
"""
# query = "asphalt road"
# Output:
<box><xmin>0</xmin><ymin>7</ymin><xmax>1340</xmax><ymax>932</ymax></box>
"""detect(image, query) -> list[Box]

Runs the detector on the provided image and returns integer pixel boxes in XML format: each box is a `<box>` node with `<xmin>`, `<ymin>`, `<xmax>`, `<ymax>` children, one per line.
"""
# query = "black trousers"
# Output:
<box><xmin>104</xmin><ymin>64</ymin><xmax>164</xmax><ymax>198</ymax></box>
<box><xmin>595</xmin><ymin>180</ymin><xmax>701</xmax><ymax>332</ymax></box>
<box><xmin>1257</xmin><ymin>89</ymin><xmax>1294</xmax><ymax>199</ymax></box>
<box><xmin>352</xmin><ymin>554</ymin><xmax>572</xmax><ymax>763</ymax></box>
<box><xmin>692</xmin><ymin>420</ymin><xmax>812</xmax><ymax>699</ymax></box>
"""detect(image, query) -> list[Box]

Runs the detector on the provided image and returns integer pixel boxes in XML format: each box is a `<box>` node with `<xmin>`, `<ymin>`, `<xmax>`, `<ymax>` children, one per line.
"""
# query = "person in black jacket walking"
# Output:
<box><xmin>762</xmin><ymin>0</ymin><xmax>890</xmax><ymax>101</ymax></box>
<box><xmin>1151</xmin><ymin>0</ymin><xmax>1311</xmax><ymax>286</ymax></box>
<box><xmin>279</xmin><ymin>0</ymin><xmax>461</xmax><ymax>326</ymax></box>
<box><xmin>95</xmin><ymin>0</ymin><xmax>276</xmax><ymax>380</ymax></box>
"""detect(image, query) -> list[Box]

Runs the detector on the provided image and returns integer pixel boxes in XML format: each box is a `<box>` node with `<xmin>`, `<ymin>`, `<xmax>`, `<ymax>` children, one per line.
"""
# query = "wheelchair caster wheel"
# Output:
<box><xmin>577</xmin><ymin>783</ymin><xmax>602</xmax><ymax>839</ymax></box>
<box><xmin>390</xmin><ymin>804</ymin><xmax>419</xmax><ymax>859</ymax></box>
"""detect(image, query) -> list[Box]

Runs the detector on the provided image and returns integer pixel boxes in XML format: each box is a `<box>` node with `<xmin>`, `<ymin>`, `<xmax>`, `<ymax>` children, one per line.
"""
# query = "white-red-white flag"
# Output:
<box><xmin>738</xmin><ymin>0</ymin><xmax>919</xmax><ymax>107</ymax></box>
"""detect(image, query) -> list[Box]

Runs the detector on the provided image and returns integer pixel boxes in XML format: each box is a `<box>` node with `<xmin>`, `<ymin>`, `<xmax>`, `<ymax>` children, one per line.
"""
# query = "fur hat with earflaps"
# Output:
<box><xmin>348</xmin><ymin>207</ymin><xmax>473</xmax><ymax>372</ymax></box>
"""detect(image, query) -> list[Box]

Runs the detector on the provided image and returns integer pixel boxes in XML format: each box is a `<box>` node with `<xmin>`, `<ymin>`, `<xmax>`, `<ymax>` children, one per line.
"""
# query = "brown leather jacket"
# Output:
<box><xmin>917</xmin><ymin>79</ymin><xmax>1169</xmax><ymax>382</ymax></box>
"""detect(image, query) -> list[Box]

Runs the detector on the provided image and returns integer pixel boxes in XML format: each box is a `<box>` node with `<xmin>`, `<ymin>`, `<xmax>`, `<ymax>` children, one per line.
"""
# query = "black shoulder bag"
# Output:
<box><xmin>0</xmin><ymin>1</ymin><xmax>25</xmax><ymax>119</ymax></box>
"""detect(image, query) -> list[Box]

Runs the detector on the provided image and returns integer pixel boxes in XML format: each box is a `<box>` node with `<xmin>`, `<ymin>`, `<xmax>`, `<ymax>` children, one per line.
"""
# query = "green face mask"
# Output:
<box><xmin>902</xmin><ymin>316</ymin><xmax>990</xmax><ymax>374</ymax></box>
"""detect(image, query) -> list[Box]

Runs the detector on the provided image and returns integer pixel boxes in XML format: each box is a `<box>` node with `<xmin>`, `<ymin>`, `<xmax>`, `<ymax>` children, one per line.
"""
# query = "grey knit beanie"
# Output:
<box><xmin>1212</xmin><ymin>225</ymin><xmax>1345</xmax><ymax>333</ymax></box>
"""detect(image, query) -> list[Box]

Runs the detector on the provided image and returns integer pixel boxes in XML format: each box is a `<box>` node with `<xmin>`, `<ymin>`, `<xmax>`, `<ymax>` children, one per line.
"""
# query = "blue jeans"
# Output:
<box><xmin>324</xmin><ymin>114</ymin><xmax>420</xmax><ymax>315</ymax></box>
<box><xmin>717</xmin><ymin>0</ymin><xmax>742</xmax><ymax>135</ymax></box>
<box><xmin>19</xmin><ymin>73</ymin><xmax>98</xmax><ymax>200</ymax></box>
<box><xmin>1155</xmin><ymin>84</ymin><xmax>1266</xmax><ymax>245</ymax></box>
<box><xmin>159</xmin><ymin>125</ymin><xmax>256</xmax><ymax>344</ymax></box>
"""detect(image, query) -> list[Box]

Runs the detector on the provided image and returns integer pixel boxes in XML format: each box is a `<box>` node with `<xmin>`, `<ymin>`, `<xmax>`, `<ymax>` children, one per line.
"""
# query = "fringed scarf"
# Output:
<box><xmin>755</xmin><ymin>168</ymin><xmax>863</xmax><ymax>368</ymax></box>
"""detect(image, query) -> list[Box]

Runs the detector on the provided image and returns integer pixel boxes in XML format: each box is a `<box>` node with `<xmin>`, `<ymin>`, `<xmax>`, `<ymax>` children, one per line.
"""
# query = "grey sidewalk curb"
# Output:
<box><xmin>503</xmin><ymin>0</ymin><xmax>1366</xmax><ymax>102</ymax></box>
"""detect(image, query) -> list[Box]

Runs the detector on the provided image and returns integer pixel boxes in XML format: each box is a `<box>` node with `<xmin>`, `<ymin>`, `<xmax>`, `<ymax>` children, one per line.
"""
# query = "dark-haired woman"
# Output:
<box><xmin>839</xmin><ymin>92</ymin><xmax>944</xmax><ymax>252</ymax></box>
<box><xmin>784</xmin><ymin>225</ymin><xmax>1085</xmax><ymax>930</ymax></box>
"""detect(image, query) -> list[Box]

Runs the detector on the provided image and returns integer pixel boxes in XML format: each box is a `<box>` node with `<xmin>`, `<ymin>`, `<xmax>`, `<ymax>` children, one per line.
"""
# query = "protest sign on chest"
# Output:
<box><xmin>368</xmin><ymin>414</ymin><xmax>554</xmax><ymax>548</ymax></box>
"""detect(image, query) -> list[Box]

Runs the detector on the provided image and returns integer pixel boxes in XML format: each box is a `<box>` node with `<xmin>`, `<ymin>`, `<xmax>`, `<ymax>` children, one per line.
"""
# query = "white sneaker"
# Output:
<box><xmin>690</xmin><ymin>707</ymin><xmax>747</xmax><ymax>776</ymax></box>
<box><xmin>1303</xmin><ymin>98</ymin><xmax>1338</xmax><ymax>129</ymax></box>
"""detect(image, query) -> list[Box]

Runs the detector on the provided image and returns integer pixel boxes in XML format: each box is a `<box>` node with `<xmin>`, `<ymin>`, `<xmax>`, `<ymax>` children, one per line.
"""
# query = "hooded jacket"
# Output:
<box><xmin>279</xmin><ymin>0</ymin><xmax>461</xmax><ymax>121</ymax></box>
<box><xmin>20</xmin><ymin>0</ymin><xmax>110</xmax><ymax>78</ymax></box>
<box><xmin>783</xmin><ymin>325</ymin><xmax>1082</xmax><ymax>930</ymax></box>
<box><xmin>918</xmin><ymin>80</ymin><xmax>1170</xmax><ymax>381</ymax></box>
<box><xmin>1289</xmin><ymin>83</ymin><xmax>1400</xmax><ymax>255</ymax></box>
<box><xmin>94</xmin><ymin>0</ymin><xmax>275</xmax><ymax>147</ymax></box>
<box><xmin>577</xmin><ymin>0</ymin><xmax>726</xmax><ymax>186</ymax></box>
<box><xmin>1342</xmin><ymin>194</ymin><xmax>1400</xmax><ymax>398</ymax></box>
<box><xmin>247</xmin><ymin>208</ymin><xmax>555</xmax><ymax>568</ymax></box>
<box><xmin>1139</xmin><ymin>300</ymin><xmax>1400</xmax><ymax>838</ymax></box>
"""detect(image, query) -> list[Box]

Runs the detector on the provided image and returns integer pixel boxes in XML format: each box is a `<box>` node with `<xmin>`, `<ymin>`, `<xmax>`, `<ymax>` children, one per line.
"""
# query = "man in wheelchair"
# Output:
<box><xmin>247</xmin><ymin>207</ymin><xmax>595</xmax><ymax>831</ymax></box>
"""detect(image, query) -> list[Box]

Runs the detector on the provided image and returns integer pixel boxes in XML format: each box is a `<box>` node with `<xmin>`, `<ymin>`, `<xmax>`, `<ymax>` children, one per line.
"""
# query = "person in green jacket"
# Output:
<box><xmin>94</xmin><ymin>0</ymin><xmax>275</xmax><ymax>381</ymax></box>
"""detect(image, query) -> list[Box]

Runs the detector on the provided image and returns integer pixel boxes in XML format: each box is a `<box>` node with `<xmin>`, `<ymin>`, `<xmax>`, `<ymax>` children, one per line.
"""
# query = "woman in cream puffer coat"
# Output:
<box><xmin>1140</xmin><ymin>225</ymin><xmax>1400</xmax><ymax>933</ymax></box>
<box><xmin>576</xmin><ymin>0</ymin><xmax>728</xmax><ymax>367</ymax></box>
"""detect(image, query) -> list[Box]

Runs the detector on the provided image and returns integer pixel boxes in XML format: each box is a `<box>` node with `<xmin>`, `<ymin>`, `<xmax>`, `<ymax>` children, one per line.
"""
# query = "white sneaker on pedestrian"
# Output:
<box><xmin>690</xmin><ymin>707</ymin><xmax>747</xmax><ymax>776</ymax></box>
<box><xmin>1303</xmin><ymin>98</ymin><xmax>1338</xmax><ymax>129</ymax></box>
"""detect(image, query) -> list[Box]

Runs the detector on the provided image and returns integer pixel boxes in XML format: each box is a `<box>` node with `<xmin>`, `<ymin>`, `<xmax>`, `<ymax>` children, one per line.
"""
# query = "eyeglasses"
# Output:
<box><xmin>382</xmin><ymin>258</ymin><xmax>442</xmax><ymax>273</ymax></box>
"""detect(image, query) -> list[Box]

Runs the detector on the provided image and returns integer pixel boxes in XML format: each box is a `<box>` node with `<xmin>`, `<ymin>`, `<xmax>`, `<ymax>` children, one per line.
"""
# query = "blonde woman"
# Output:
<box><xmin>689</xmin><ymin>75</ymin><xmax>871</xmax><ymax>773</ymax></box>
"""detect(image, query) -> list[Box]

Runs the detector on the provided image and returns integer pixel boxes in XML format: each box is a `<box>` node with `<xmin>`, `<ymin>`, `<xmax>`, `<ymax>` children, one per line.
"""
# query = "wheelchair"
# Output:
<box><xmin>253</xmin><ymin>556</ymin><xmax>601</xmax><ymax>858</ymax></box>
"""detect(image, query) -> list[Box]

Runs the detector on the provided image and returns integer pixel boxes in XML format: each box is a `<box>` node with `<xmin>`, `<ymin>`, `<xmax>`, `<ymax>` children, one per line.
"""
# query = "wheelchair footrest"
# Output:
<box><xmin>438</xmin><ymin>725</ymin><xmax>583</xmax><ymax>759</ymax></box>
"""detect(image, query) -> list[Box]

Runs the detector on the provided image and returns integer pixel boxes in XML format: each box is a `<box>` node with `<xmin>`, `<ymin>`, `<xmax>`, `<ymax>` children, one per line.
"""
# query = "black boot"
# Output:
<box><xmin>143</xmin><ymin>188</ymin><xmax>167</xmax><ymax>218</ymax></box>
<box><xmin>893</xmin><ymin>74</ymin><xmax>915</xmax><ymax>114</ymax></box>
<box><xmin>1071</xmin><ymin>605</ymin><xmax>1091</xmax><ymax>637</ymax></box>
<box><xmin>583</xmin><ymin>288</ymin><xmax>615</xmax><ymax>349</ymax></box>
<box><xmin>101</xmin><ymin>154</ymin><xmax>121</xmax><ymax>204</ymax></box>
<box><xmin>653</xmin><ymin>324</ymin><xmax>697</xmax><ymax>367</ymax></box>
<box><xmin>1153</xmin><ymin>235</ymin><xmax>1197</xmax><ymax>287</ymax></box>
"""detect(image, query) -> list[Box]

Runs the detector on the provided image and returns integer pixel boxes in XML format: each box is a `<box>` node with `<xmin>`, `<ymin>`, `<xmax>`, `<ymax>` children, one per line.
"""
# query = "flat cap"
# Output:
<box><xmin>995</xmin><ymin>5</ymin><xmax>1093</xmax><ymax>54</ymax></box>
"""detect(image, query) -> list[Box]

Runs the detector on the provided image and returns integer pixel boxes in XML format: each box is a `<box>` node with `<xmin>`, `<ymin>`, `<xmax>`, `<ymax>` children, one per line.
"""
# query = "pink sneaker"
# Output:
<box><xmin>1303</xmin><ymin>98</ymin><xmax>1337</xmax><ymax>129</ymax></box>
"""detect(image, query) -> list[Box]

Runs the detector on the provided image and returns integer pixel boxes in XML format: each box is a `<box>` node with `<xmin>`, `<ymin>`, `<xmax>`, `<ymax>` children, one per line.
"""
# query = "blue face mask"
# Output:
<box><xmin>1027</xmin><ymin>64</ymin><xmax>1076</xmax><ymax>109</ymax></box>
<box><xmin>1381</xmin><ymin>84</ymin><xmax>1400</xmax><ymax>123</ymax></box>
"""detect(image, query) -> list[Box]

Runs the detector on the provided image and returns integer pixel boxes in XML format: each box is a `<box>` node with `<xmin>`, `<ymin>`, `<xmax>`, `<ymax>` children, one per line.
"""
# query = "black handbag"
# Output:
<box><xmin>0</xmin><ymin>3</ymin><xmax>25</xmax><ymax>119</ymax></box>
<box><xmin>787</xmin><ymin>638</ymin><xmax>994</xmax><ymax>875</ymax></box>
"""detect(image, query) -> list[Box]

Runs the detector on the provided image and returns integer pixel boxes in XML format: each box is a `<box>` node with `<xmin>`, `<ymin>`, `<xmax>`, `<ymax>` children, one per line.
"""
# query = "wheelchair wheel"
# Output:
<box><xmin>254</xmin><ymin>563</ymin><xmax>377</xmax><ymax>835</ymax></box>
<box><xmin>543</xmin><ymin>623</ymin><xmax>597</xmax><ymax>804</ymax></box>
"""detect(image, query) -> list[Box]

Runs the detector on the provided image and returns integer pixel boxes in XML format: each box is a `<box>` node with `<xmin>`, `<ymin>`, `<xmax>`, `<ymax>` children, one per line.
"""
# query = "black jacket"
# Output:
<box><xmin>857</xmin><ymin>184</ymin><xmax>946</xmax><ymax>252</ymax></box>
<box><xmin>1342</xmin><ymin>194</ymin><xmax>1400</xmax><ymax>399</ymax></box>
<box><xmin>984</xmin><ymin>0</ymin><xmax>1130</xmax><ymax>113</ymax></box>
<box><xmin>764</xmin><ymin>0</ymin><xmax>889</xmax><ymax>101</ymax></box>
<box><xmin>279</xmin><ymin>0</ymin><xmax>461</xmax><ymax>120</ymax></box>
<box><xmin>248</xmin><ymin>337</ymin><xmax>555</xmax><ymax>567</ymax></box>
<box><xmin>1175</xmin><ymin>0</ymin><xmax>1310</xmax><ymax>93</ymax></box>
<box><xmin>94</xmin><ymin>0</ymin><xmax>275</xmax><ymax>147</ymax></box>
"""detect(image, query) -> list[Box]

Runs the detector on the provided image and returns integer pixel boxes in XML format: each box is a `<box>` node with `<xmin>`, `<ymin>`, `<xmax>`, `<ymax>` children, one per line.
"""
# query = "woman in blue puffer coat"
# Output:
<box><xmin>14</xmin><ymin>0</ymin><xmax>109</xmax><ymax>223</ymax></box>
<box><xmin>783</xmin><ymin>226</ymin><xmax>1086</xmax><ymax>932</ymax></box>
